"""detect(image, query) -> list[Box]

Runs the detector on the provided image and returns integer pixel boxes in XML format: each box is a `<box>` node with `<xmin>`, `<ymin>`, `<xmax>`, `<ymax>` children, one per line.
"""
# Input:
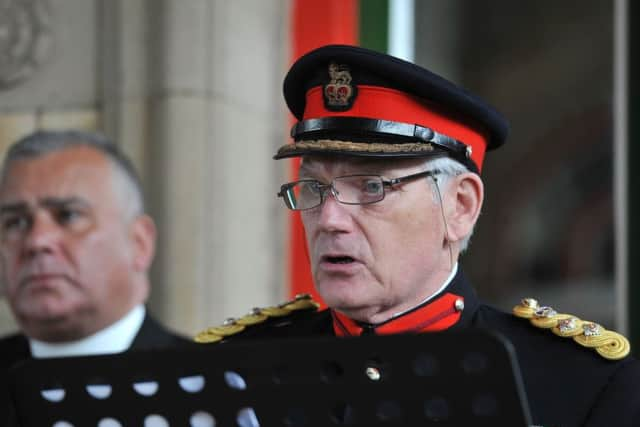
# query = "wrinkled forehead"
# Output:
<box><xmin>298</xmin><ymin>155</ymin><xmax>428</xmax><ymax>178</ymax></box>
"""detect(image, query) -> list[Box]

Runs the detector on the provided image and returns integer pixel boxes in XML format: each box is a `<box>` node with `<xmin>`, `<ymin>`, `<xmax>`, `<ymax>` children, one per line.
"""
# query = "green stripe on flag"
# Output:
<box><xmin>359</xmin><ymin>0</ymin><xmax>388</xmax><ymax>53</ymax></box>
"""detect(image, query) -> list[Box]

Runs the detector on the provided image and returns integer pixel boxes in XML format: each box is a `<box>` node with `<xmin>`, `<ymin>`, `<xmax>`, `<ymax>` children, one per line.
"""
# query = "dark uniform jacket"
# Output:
<box><xmin>202</xmin><ymin>269</ymin><xmax>640</xmax><ymax>427</ymax></box>
<box><xmin>0</xmin><ymin>313</ymin><xmax>194</xmax><ymax>426</ymax></box>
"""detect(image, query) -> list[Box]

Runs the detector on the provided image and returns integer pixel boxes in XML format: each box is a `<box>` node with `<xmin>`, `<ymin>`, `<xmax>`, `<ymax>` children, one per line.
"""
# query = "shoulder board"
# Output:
<box><xmin>194</xmin><ymin>293</ymin><xmax>320</xmax><ymax>344</ymax></box>
<box><xmin>512</xmin><ymin>297</ymin><xmax>630</xmax><ymax>361</ymax></box>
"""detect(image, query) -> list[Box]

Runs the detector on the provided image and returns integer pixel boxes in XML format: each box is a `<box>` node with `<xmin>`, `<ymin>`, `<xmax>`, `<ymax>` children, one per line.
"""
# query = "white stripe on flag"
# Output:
<box><xmin>388</xmin><ymin>0</ymin><xmax>415</xmax><ymax>62</ymax></box>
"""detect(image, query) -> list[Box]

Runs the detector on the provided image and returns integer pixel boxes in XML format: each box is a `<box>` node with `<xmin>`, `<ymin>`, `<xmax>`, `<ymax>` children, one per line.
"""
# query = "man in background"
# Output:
<box><xmin>0</xmin><ymin>130</ymin><xmax>192</xmax><ymax>424</ymax></box>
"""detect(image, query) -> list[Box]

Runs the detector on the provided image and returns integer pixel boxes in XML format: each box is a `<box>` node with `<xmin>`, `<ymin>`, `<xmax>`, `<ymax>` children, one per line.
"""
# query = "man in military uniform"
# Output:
<box><xmin>197</xmin><ymin>45</ymin><xmax>640</xmax><ymax>426</ymax></box>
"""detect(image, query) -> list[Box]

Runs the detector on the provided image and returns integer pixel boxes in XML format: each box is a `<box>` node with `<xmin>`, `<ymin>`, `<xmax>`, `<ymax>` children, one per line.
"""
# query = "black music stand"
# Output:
<box><xmin>8</xmin><ymin>328</ymin><xmax>532</xmax><ymax>426</ymax></box>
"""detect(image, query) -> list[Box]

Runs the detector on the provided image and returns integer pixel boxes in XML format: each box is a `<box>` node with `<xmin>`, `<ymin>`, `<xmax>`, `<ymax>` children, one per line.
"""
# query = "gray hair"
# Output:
<box><xmin>422</xmin><ymin>156</ymin><xmax>476</xmax><ymax>252</ymax></box>
<box><xmin>1</xmin><ymin>130</ymin><xmax>145</xmax><ymax>219</ymax></box>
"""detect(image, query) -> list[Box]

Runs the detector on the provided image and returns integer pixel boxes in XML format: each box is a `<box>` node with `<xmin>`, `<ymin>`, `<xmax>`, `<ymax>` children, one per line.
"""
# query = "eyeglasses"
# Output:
<box><xmin>277</xmin><ymin>170</ymin><xmax>441</xmax><ymax>211</ymax></box>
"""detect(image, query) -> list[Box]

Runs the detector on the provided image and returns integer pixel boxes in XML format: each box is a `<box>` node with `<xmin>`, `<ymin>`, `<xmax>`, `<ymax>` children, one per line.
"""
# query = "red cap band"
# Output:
<box><xmin>304</xmin><ymin>85</ymin><xmax>489</xmax><ymax>171</ymax></box>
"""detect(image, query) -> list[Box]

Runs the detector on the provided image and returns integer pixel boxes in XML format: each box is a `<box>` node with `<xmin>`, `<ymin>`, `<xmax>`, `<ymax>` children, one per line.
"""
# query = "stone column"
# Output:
<box><xmin>144</xmin><ymin>0</ymin><xmax>289</xmax><ymax>333</ymax></box>
<box><xmin>100</xmin><ymin>0</ymin><xmax>151</xmax><ymax>179</ymax></box>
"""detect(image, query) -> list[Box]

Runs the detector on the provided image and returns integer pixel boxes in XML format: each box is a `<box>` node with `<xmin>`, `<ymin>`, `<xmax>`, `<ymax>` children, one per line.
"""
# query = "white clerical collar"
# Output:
<box><xmin>390</xmin><ymin>262</ymin><xmax>459</xmax><ymax>319</ymax></box>
<box><xmin>29</xmin><ymin>305</ymin><xmax>146</xmax><ymax>359</ymax></box>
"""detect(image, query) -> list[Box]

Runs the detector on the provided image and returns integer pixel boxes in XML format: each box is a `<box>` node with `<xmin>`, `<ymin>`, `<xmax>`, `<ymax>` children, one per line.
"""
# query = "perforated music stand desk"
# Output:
<box><xmin>9</xmin><ymin>329</ymin><xmax>532</xmax><ymax>426</ymax></box>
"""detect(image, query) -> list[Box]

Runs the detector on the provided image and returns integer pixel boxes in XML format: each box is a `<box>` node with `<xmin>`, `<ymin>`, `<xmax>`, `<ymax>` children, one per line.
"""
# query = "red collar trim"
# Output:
<box><xmin>332</xmin><ymin>293</ymin><xmax>463</xmax><ymax>337</ymax></box>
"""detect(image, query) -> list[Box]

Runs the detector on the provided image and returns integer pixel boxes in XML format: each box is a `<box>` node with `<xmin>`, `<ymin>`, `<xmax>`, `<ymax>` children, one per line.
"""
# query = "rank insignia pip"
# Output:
<box><xmin>323</xmin><ymin>62</ymin><xmax>357</xmax><ymax>111</ymax></box>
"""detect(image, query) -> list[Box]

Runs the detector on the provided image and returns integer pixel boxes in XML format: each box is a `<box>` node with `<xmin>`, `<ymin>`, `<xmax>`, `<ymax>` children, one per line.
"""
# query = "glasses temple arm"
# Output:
<box><xmin>383</xmin><ymin>169</ymin><xmax>442</xmax><ymax>186</ymax></box>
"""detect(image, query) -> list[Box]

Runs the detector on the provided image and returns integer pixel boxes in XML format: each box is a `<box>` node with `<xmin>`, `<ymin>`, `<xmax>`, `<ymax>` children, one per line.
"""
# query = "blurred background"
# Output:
<box><xmin>0</xmin><ymin>0</ymin><xmax>637</xmax><ymax>350</ymax></box>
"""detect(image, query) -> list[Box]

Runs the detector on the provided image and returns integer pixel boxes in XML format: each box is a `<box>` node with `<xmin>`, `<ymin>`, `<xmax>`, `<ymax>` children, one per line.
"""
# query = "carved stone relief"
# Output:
<box><xmin>0</xmin><ymin>0</ymin><xmax>53</xmax><ymax>91</ymax></box>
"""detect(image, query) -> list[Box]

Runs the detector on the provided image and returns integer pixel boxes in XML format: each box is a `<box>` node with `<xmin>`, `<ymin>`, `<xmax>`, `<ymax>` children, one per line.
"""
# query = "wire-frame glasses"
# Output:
<box><xmin>277</xmin><ymin>170</ymin><xmax>441</xmax><ymax>211</ymax></box>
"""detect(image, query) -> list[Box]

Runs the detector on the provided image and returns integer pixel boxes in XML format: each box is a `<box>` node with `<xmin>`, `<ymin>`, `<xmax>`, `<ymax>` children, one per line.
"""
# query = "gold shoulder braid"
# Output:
<box><xmin>194</xmin><ymin>293</ymin><xmax>320</xmax><ymax>344</ymax></box>
<box><xmin>512</xmin><ymin>298</ymin><xmax>630</xmax><ymax>360</ymax></box>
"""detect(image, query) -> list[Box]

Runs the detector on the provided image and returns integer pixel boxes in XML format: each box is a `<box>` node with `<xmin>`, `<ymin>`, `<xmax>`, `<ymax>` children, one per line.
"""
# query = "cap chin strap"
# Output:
<box><xmin>291</xmin><ymin>117</ymin><xmax>475</xmax><ymax>170</ymax></box>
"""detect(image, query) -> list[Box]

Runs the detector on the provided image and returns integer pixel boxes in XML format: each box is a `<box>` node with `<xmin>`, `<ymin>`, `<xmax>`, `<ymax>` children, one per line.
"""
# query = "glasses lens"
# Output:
<box><xmin>282</xmin><ymin>180</ymin><xmax>322</xmax><ymax>210</ymax></box>
<box><xmin>333</xmin><ymin>175</ymin><xmax>384</xmax><ymax>205</ymax></box>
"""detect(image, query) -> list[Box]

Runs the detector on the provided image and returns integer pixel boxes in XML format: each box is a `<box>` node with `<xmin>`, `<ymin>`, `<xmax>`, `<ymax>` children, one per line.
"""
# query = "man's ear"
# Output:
<box><xmin>130</xmin><ymin>214</ymin><xmax>157</xmax><ymax>272</ymax></box>
<box><xmin>444</xmin><ymin>172</ymin><xmax>484</xmax><ymax>244</ymax></box>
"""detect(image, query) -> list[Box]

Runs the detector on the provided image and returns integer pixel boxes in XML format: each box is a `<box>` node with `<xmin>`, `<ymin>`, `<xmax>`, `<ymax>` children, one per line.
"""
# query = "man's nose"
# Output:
<box><xmin>23</xmin><ymin>214</ymin><xmax>59</xmax><ymax>255</ymax></box>
<box><xmin>316</xmin><ymin>188</ymin><xmax>353</xmax><ymax>232</ymax></box>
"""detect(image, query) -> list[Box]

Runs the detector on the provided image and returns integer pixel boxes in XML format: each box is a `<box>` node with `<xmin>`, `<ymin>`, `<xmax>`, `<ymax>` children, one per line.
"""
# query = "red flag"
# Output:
<box><xmin>287</xmin><ymin>0</ymin><xmax>359</xmax><ymax>302</ymax></box>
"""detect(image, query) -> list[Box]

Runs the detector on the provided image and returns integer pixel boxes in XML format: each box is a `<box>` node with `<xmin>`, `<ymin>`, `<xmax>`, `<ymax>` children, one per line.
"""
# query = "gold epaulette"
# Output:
<box><xmin>194</xmin><ymin>293</ymin><xmax>320</xmax><ymax>344</ymax></box>
<box><xmin>512</xmin><ymin>297</ymin><xmax>630</xmax><ymax>361</ymax></box>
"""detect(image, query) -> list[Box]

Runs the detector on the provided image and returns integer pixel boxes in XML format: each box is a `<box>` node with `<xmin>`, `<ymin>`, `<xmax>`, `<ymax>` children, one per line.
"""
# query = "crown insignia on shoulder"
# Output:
<box><xmin>512</xmin><ymin>297</ymin><xmax>630</xmax><ymax>360</ymax></box>
<box><xmin>194</xmin><ymin>293</ymin><xmax>320</xmax><ymax>344</ymax></box>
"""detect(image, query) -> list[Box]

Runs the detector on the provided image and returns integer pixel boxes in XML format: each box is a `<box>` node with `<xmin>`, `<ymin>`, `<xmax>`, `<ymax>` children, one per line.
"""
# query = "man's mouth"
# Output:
<box><xmin>20</xmin><ymin>273</ymin><xmax>67</xmax><ymax>287</ymax></box>
<box><xmin>323</xmin><ymin>256</ymin><xmax>356</xmax><ymax>264</ymax></box>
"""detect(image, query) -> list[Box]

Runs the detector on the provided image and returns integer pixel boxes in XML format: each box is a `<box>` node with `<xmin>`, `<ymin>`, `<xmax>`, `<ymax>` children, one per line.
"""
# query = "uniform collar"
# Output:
<box><xmin>331</xmin><ymin>265</ymin><xmax>475</xmax><ymax>337</ymax></box>
<box><xmin>29</xmin><ymin>305</ymin><xmax>146</xmax><ymax>358</ymax></box>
